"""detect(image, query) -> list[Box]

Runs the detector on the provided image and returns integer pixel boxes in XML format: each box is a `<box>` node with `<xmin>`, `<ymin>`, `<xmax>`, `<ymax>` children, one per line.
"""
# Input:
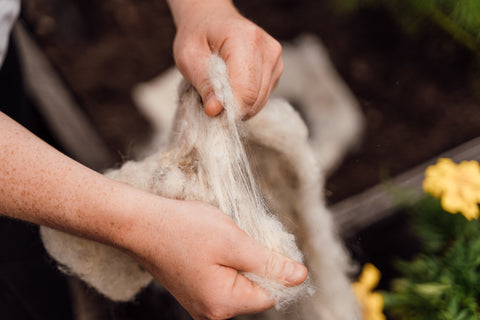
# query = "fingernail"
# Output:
<box><xmin>284</xmin><ymin>261</ymin><xmax>308</xmax><ymax>285</ymax></box>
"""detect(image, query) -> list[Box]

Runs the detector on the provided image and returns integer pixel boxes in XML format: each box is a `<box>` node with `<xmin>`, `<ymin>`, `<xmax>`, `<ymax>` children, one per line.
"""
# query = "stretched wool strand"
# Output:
<box><xmin>40</xmin><ymin>54</ymin><xmax>313</xmax><ymax>310</ymax></box>
<box><xmin>202</xmin><ymin>54</ymin><xmax>313</xmax><ymax>307</ymax></box>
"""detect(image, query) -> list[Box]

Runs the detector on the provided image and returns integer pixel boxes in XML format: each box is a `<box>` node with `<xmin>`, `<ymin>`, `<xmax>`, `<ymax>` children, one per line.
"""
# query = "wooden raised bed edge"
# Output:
<box><xmin>332</xmin><ymin>136</ymin><xmax>480</xmax><ymax>238</ymax></box>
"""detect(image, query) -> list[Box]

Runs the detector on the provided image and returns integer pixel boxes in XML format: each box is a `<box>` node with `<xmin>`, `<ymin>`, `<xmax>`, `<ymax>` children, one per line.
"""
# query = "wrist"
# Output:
<box><xmin>77</xmin><ymin>178</ymin><xmax>166</xmax><ymax>252</ymax></box>
<box><xmin>167</xmin><ymin>0</ymin><xmax>236</xmax><ymax>29</ymax></box>
<box><xmin>99</xmin><ymin>185</ymin><xmax>177</xmax><ymax>262</ymax></box>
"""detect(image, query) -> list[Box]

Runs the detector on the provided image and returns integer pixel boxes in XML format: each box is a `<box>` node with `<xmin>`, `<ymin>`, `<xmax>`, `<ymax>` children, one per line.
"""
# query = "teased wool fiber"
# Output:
<box><xmin>41</xmin><ymin>54</ymin><xmax>361</xmax><ymax>318</ymax></box>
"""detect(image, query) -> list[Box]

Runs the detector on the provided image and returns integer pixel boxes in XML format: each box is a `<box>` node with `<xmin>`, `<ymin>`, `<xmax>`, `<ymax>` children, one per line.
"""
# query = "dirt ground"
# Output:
<box><xmin>22</xmin><ymin>0</ymin><xmax>480</xmax><ymax>205</ymax></box>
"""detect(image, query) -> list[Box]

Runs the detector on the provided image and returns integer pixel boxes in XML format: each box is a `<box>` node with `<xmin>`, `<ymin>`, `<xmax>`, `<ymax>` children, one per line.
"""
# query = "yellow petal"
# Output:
<box><xmin>364</xmin><ymin>293</ymin><xmax>386</xmax><ymax>320</ymax></box>
<box><xmin>368</xmin><ymin>292</ymin><xmax>384</xmax><ymax>311</ymax></box>
<box><xmin>458</xmin><ymin>160</ymin><xmax>480</xmax><ymax>176</ymax></box>
<box><xmin>441</xmin><ymin>193</ymin><xmax>465</xmax><ymax>214</ymax></box>
<box><xmin>461</xmin><ymin>186</ymin><xmax>480</xmax><ymax>204</ymax></box>
<box><xmin>359</xmin><ymin>263</ymin><xmax>381</xmax><ymax>290</ymax></box>
<box><xmin>423</xmin><ymin>178</ymin><xmax>444</xmax><ymax>197</ymax></box>
<box><xmin>352</xmin><ymin>282</ymin><xmax>367</xmax><ymax>297</ymax></box>
<box><xmin>460</xmin><ymin>203</ymin><xmax>479</xmax><ymax>220</ymax></box>
<box><xmin>435</xmin><ymin>158</ymin><xmax>457</xmax><ymax>174</ymax></box>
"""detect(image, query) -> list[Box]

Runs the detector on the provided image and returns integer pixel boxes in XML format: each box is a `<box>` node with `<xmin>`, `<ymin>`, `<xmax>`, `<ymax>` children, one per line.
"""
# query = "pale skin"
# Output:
<box><xmin>0</xmin><ymin>1</ymin><xmax>307</xmax><ymax>319</ymax></box>
<box><xmin>168</xmin><ymin>0</ymin><xmax>284</xmax><ymax>119</ymax></box>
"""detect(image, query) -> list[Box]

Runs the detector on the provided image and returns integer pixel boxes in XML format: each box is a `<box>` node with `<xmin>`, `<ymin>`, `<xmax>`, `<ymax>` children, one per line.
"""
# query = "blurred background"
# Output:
<box><xmin>20</xmin><ymin>0</ymin><xmax>480</xmax><ymax>204</ymax></box>
<box><xmin>11</xmin><ymin>1</ymin><xmax>480</xmax><ymax>319</ymax></box>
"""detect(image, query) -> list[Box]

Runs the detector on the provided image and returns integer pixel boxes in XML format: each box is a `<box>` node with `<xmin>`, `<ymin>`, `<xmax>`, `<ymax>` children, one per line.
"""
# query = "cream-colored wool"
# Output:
<box><xmin>241</xmin><ymin>100</ymin><xmax>361</xmax><ymax>320</ymax></box>
<box><xmin>130</xmin><ymin>35</ymin><xmax>364</xmax><ymax>319</ymax></box>
<box><xmin>276</xmin><ymin>34</ymin><xmax>364</xmax><ymax>174</ymax></box>
<box><xmin>133</xmin><ymin>34</ymin><xmax>364</xmax><ymax>172</ymax></box>
<box><xmin>41</xmin><ymin>55</ymin><xmax>311</xmax><ymax>307</ymax></box>
<box><xmin>204</xmin><ymin>55</ymin><xmax>314</xmax><ymax>307</ymax></box>
<box><xmin>41</xmin><ymin>49</ymin><xmax>362</xmax><ymax>318</ymax></box>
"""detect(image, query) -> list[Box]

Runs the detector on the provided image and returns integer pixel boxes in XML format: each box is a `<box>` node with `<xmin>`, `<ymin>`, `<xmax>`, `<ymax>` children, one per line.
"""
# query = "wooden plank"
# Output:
<box><xmin>332</xmin><ymin>136</ymin><xmax>480</xmax><ymax>237</ymax></box>
<box><xmin>13</xmin><ymin>22</ymin><xmax>113</xmax><ymax>171</ymax></box>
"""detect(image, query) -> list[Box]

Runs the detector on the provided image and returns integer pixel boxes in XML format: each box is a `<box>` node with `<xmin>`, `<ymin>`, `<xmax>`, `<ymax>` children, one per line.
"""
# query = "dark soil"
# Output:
<box><xmin>21</xmin><ymin>0</ymin><xmax>480</xmax><ymax>205</ymax></box>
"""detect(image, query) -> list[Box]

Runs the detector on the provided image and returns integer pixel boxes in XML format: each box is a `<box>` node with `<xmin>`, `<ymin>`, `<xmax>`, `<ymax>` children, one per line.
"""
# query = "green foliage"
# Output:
<box><xmin>334</xmin><ymin>0</ymin><xmax>480</xmax><ymax>53</ymax></box>
<box><xmin>382</xmin><ymin>195</ymin><xmax>480</xmax><ymax>319</ymax></box>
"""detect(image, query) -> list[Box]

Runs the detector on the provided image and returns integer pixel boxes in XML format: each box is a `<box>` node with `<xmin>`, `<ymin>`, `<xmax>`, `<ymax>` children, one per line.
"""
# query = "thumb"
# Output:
<box><xmin>188</xmin><ymin>62</ymin><xmax>222</xmax><ymax>116</ymax></box>
<box><xmin>225</xmin><ymin>235</ymin><xmax>308</xmax><ymax>287</ymax></box>
<box><xmin>202</xmin><ymin>89</ymin><xmax>224</xmax><ymax>117</ymax></box>
<box><xmin>175</xmin><ymin>49</ymin><xmax>224</xmax><ymax>117</ymax></box>
<box><xmin>263</xmin><ymin>252</ymin><xmax>308</xmax><ymax>287</ymax></box>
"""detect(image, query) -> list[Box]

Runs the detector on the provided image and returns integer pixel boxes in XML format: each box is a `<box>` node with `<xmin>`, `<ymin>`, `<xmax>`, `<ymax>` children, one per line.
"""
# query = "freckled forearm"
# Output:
<box><xmin>0</xmin><ymin>112</ymin><xmax>167</xmax><ymax>250</ymax></box>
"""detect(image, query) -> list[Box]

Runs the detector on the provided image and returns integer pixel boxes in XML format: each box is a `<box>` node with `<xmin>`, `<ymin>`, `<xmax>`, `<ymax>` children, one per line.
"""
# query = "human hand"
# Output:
<box><xmin>0</xmin><ymin>112</ymin><xmax>306</xmax><ymax>319</ymax></box>
<box><xmin>168</xmin><ymin>0</ymin><xmax>283</xmax><ymax>119</ymax></box>
<box><xmin>123</xmin><ymin>199</ymin><xmax>307</xmax><ymax>320</ymax></box>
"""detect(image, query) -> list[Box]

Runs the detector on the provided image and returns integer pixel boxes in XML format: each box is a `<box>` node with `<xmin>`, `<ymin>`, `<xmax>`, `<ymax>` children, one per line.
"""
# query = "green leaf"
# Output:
<box><xmin>378</xmin><ymin>190</ymin><xmax>480</xmax><ymax>319</ymax></box>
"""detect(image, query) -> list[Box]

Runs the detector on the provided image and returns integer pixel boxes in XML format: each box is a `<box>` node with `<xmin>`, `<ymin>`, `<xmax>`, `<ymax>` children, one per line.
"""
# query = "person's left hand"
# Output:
<box><xmin>170</xmin><ymin>0</ymin><xmax>283</xmax><ymax>119</ymax></box>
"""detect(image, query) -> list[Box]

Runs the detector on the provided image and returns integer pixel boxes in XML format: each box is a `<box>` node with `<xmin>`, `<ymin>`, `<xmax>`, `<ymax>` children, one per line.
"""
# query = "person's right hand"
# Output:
<box><xmin>0</xmin><ymin>111</ymin><xmax>307</xmax><ymax>320</ymax></box>
<box><xmin>168</xmin><ymin>0</ymin><xmax>284</xmax><ymax>120</ymax></box>
<box><xmin>122</xmin><ymin>198</ymin><xmax>308</xmax><ymax>320</ymax></box>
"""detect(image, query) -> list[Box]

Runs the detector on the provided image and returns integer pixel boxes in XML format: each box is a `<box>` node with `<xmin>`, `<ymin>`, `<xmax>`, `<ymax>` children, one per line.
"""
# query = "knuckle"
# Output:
<box><xmin>173</xmin><ymin>45</ymin><xmax>191</xmax><ymax>71</ymax></box>
<box><xmin>264</xmin><ymin>252</ymin><xmax>277</xmax><ymax>278</ymax></box>
<box><xmin>271</xmin><ymin>39</ymin><xmax>283</xmax><ymax>58</ymax></box>
<box><xmin>173</xmin><ymin>40</ymin><xmax>197</xmax><ymax>73</ymax></box>
<box><xmin>197</xmin><ymin>78</ymin><xmax>213</xmax><ymax>97</ymax></box>
<box><xmin>242</xmin><ymin>24</ymin><xmax>263</xmax><ymax>44</ymax></box>
<box><xmin>264</xmin><ymin>253</ymin><xmax>287</xmax><ymax>281</ymax></box>
<box><xmin>240</xmin><ymin>85</ymin><xmax>259</xmax><ymax>109</ymax></box>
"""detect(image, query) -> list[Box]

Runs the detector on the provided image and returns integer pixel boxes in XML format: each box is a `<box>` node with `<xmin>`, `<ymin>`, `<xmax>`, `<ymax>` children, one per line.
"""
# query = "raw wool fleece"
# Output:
<box><xmin>41</xmin><ymin>50</ymin><xmax>362</xmax><ymax>318</ymax></box>
<box><xmin>41</xmin><ymin>55</ymin><xmax>311</xmax><ymax>306</ymax></box>
<box><xmin>133</xmin><ymin>34</ymin><xmax>364</xmax><ymax>173</ymax></box>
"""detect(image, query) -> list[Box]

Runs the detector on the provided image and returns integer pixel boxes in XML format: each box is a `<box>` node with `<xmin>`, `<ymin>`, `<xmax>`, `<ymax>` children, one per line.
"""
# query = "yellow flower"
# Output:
<box><xmin>423</xmin><ymin>158</ymin><xmax>480</xmax><ymax>220</ymax></box>
<box><xmin>352</xmin><ymin>263</ymin><xmax>386</xmax><ymax>320</ymax></box>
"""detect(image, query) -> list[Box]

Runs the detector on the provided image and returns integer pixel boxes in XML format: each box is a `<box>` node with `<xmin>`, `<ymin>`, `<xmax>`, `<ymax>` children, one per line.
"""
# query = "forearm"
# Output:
<box><xmin>166</xmin><ymin>0</ymin><xmax>283</xmax><ymax>119</ymax></box>
<box><xmin>0</xmin><ymin>112</ymin><xmax>307</xmax><ymax>319</ymax></box>
<box><xmin>0</xmin><ymin>111</ymin><xmax>165</xmax><ymax>249</ymax></box>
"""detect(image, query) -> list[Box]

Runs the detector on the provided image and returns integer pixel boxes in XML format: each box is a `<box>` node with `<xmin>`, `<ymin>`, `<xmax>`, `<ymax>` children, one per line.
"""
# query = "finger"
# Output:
<box><xmin>229</xmin><ymin>271</ymin><xmax>275</xmax><ymax>315</ymax></box>
<box><xmin>263</xmin><ymin>251</ymin><xmax>308</xmax><ymax>287</ymax></box>
<box><xmin>243</xmin><ymin>67</ymin><xmax>269</xmax><ymax>120</ymax></box>
<box><xmin>218</xmin><ymin>33</ymin><xmax>263</xmax><ymax>117</ymax></box>
<box><xmin>204</xmin><ymin>92</ymin><xmax>223</xmax><ymax>117</ymax></box>
<box><xmin>198</xmin><ymin>266</ymin><xmax>274</xmax><ymax>319</ymax></box>
<box><xmin>253</xmin><ymin>54</ymin><xmax>284</xmax><ymax>116</ymax></box>
<box><xmin>243</xmin><ymin>41</ymin><xmax>284</xmax><ymax>119</ymax></box>
<box><xmin>222</xmin><ymin>233</ymin><xmax>308</xmax><ymax>287</ymax></box>
<box><xmin>271</xmin><ymin>54</ymin><xmax>284</xmax><ymax>91</ymax></box>
<box><xmin>173</xmin><ymin>42</ymin><xmax>224</xmax><ymax>117</ymax></box>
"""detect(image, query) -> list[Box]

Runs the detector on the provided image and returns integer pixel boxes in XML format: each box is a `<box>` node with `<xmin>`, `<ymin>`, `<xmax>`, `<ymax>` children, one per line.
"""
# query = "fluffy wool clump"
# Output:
<box><xmin>41</xmin><ymin>54</ymin><xmax>313</xmax><ymax>308</ymax></box>
<box><xmin>204</xmin><ymin>55</ymin><xmax>314</xmax><ymax>306</ymax></box>
<box><xmin>132</xmin><ymin>37</ymin><xmax>364</xmax><ymax>320</ymax></box>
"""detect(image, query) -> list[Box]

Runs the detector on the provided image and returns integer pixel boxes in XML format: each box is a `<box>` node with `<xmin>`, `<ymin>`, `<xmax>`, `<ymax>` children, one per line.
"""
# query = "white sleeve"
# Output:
<box><xmin>0</xmin><ymin>0</ymin><xmax>20</xmax><ymax>68</ymax></box>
